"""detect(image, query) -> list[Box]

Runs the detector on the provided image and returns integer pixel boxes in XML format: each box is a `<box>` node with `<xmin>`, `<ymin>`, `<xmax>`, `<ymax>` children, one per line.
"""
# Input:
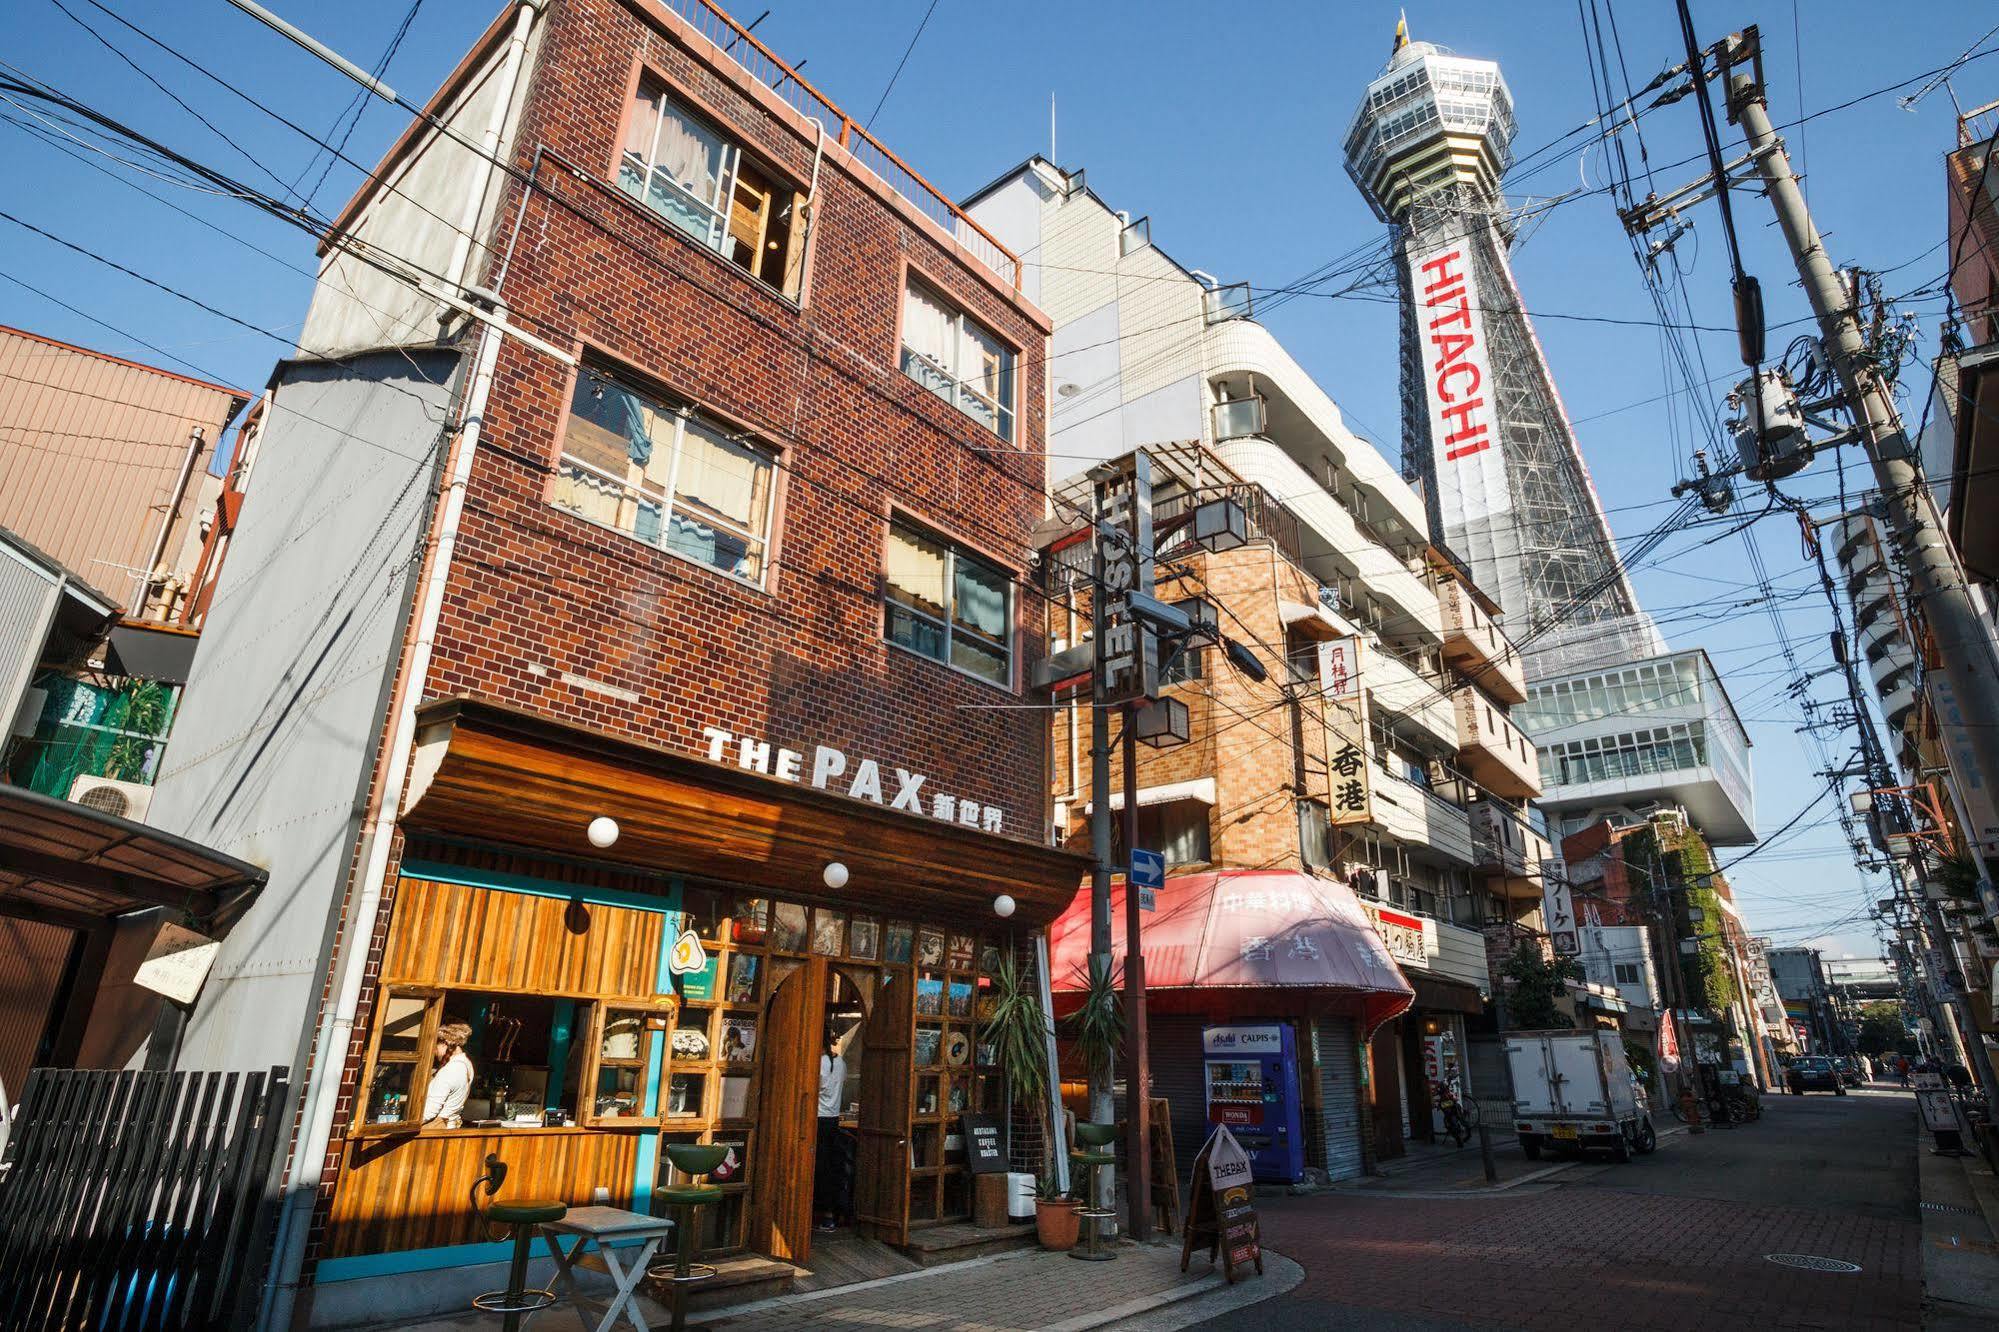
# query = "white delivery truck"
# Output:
<box><xmin>1506</xmin><ymin>1028</ymin><xmax>1657</xmax><ymax>1163</ymax></box>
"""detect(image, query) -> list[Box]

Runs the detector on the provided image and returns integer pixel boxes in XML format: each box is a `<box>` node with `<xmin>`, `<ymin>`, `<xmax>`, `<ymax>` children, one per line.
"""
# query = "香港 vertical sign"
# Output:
<box><xmin>1319</xmin><ymin>636</ymin><xmax>1371</xmax><ymax>826</ymax></box>
<box><xmin>1409</xmin><ymin>239</ymin><xmax>1511</xmax><ymax>525</ymax></box>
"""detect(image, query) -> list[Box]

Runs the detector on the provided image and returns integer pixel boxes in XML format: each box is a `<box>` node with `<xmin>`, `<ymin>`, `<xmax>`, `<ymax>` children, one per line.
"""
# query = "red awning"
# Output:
<box><xmin>1048</xmin><ymin>869</ymin><xmax>1414</xmax><ymax>1032</ymax></box>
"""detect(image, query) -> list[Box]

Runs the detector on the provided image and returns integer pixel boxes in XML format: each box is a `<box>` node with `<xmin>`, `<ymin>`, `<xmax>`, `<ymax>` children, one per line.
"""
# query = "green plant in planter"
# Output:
<box><xmin>1067</xmin><ymin>954</ymin><xmax>1124</xmax><ymax>1094</ymax></box>
<box><xmin>982</xmin><ymin>950</ymin><xmax>1055</xmax><ymax>1186</ymax></box>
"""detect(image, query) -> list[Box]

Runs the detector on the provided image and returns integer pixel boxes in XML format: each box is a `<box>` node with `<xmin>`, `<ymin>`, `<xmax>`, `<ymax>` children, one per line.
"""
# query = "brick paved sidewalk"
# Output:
<box><xmin>698</xmin><ymin>1237</ymin><xmax>1241</xmax><ymax>1331</ymax></box>
<box><xmin>380</xmin><ymin>1235</ymin><xmax>1279</xmax><ymax>1332</ymax></box>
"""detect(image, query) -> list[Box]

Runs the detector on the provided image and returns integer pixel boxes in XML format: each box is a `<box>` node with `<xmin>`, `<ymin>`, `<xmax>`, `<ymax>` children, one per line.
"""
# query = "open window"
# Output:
<box><xmin>351</xmin><ymin>987</ymin><xmax>594</xmax><ymax>1136</ymax></box>
<box><xmin>580</xmin><ymin>999</ymin><xmax>676</xmax><ymax>1127</ymax></box>
<box><xmin>618</xmin><ymin>76</ymin><xmax>804</xmax><ymax>295</ymax></box>
<box><xmin>356</xmin><ymin>987</ymin><xmax>441</xmax><ymax>1136</ymax></box>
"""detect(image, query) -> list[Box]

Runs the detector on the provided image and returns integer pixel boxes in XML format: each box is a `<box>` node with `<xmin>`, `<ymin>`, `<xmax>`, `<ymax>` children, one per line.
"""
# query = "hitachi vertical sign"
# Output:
<box><xmin>1411</xmin><ymin>241</ymin><xmax>1511</xmax><ymax>524</ymax></box>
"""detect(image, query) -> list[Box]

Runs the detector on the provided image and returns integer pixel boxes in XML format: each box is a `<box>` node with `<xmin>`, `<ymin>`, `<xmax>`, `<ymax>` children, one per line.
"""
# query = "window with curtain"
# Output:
<box><xmin>618</xmin><ymin>78</ymin><xmax>800</xmax><ymax>293</ymax></box>
<box><xmin>554</xmin><ymin>365</ymin><xmax>777</xmax><ymax>583</ymax></box>
<box><xmin>884</xmin><ymin>519</ymin><xmax>1012</xmax><ymax>685</ymax></box>
<box><xmin>900</xmin><ymin>277</ymin><xmax>1015</xmax><ymax>442</ymax></box>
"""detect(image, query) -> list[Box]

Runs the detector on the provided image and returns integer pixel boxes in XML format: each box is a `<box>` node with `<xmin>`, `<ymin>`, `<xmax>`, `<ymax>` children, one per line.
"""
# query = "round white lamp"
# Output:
<box><xmin>586</xmin><ymin>816</ymin><xmax>620</xmax><ymax>849</ymax></box>
<box><xmin>823</xmin><ymin>861</ymin><xmax>850</xmax><ymax>890</ymax></box>
<box><xmin>993</xmin><ymin>893</ymin><xmax>1017</xmax><ymax>919</ymax></box>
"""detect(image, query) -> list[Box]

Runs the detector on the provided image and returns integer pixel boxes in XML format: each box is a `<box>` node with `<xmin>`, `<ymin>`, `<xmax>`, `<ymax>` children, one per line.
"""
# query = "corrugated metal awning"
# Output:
<box><xmin>0</xmin><ymin>785</ymin><xmax>265</xmax><ymax>928</ymax></box>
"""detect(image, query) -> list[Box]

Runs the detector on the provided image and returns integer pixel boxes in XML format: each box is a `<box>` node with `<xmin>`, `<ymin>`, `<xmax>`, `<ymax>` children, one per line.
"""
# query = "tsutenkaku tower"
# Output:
<box><xmin>1343</xmin><ymin>23</ymin><xmax>1659</xmax><ymax>678</ymax></box>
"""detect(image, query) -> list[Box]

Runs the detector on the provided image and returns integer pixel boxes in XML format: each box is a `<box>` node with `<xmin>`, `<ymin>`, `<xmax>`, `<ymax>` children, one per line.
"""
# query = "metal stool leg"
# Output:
<box><xmin>472</xmin><ymin>1222</ymin><xmax>557</xmax><ymax>1329</ymax></box>
<box><xmin>655</xmin><ymin>1200</ymin><xmax>718</xmax><ymax>1332</ymax></box>
<box><xmin>502</xmin><ymin>1224</ymin><xmax>532</xmax><ymax>1332</ymax></box>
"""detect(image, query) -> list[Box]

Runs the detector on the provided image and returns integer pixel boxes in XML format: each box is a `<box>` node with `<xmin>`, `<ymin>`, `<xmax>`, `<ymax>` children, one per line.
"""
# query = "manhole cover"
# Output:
<box><xmin>1765</xmin><ymin>1253</ymin><xmax>1862</xmax><ymax>1273</ymax></box>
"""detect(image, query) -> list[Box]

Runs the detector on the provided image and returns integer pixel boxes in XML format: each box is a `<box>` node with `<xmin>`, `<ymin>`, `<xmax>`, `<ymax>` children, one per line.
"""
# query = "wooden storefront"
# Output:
<box><xmin>315</xmin><ymin>699</ymin><xmax>1085</xmax><ymax>1281</ymax></box>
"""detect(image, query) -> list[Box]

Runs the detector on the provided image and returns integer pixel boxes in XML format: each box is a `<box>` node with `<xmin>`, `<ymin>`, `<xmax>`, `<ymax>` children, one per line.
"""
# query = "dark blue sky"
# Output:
<box><xmin>5</xmin><ymin>0</ymin><xmax>1992</xmax><ymax>958</ymax></box>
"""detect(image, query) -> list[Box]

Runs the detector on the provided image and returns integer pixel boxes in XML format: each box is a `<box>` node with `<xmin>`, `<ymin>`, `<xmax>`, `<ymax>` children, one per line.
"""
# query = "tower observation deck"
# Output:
<box><xmin>1344</xmin><ymin>28</ymin><xmax>1660</xmax><ymax>680</ymax></box>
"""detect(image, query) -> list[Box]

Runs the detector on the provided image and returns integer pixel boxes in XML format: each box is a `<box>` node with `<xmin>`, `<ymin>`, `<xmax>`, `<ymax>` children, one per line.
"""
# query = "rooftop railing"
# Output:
<box><xmin>662</xmin><ymin>0</ymin><xmax>1021</xmax><ymax>291</ymax></box>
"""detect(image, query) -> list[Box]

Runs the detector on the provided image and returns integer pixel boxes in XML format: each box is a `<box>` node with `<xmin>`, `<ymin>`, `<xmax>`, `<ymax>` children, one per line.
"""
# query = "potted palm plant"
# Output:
<box><xmin>983</xmin><ymin>951</ymin><xmax>1078</xmax><ymax>1248</ymax></box>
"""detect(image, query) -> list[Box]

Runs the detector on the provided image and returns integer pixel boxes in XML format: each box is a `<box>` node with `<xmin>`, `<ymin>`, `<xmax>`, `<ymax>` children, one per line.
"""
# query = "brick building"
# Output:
<box><xmin>140</xmin><ymin>2</ymin><xmax>1086</xmax><ymax>1322</ymax></box>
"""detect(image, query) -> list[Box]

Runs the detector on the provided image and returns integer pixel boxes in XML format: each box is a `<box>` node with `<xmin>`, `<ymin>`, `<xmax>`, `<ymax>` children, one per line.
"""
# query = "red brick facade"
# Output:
<box><xmin>423</xmin><ymin>0</ymin><xmax>1052</xmax><ymax>829</ymax></box>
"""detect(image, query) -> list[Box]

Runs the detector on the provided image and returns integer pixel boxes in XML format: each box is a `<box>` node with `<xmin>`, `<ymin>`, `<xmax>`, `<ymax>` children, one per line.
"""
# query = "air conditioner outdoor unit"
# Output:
<box><xmin>68</xmin><ymin>775</ymin><xmax>153</xmax><ymax>823</ymax></box>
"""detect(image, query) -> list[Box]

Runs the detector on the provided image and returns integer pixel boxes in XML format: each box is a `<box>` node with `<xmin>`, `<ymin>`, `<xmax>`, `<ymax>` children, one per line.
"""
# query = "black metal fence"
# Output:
<box><xmin>0</xmin><ymin>1065</ymin><xmax>290</xmax><ymax>1331</ymax></box>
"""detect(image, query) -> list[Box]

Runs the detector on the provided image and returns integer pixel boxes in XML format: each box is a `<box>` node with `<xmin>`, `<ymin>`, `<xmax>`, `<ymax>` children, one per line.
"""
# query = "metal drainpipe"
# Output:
<box><xmin>259</xmin><ymin>4</ymin><xmax>540</xmax><ymax>1325</ymax></box>
<box><xmin>134</xmin><ymin>426</ymin><xmax>204</xmax><ymax>617</ymax></box>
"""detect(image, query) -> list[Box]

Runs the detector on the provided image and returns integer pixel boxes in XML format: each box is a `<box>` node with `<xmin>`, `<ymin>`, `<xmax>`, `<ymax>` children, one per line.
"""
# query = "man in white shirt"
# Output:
<box><xmin>424</xmin><ymin>1021</ymin><xmax>474</xmax><ymax>1129</ymax></box>
<box><xmin>815</xmin><ymin>1028</ymin><xmax>850</xmax><ymax>1231</ymax></box>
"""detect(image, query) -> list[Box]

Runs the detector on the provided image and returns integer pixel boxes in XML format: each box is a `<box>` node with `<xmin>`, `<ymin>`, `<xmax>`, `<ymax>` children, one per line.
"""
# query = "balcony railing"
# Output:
<box><xmin>1155</xmin><ymin>482</ymin><xmax>1304</xmax><ymax>568</ymax></box>
<box><xmin>660</xmin><ymin>0</ymin><xmax>1021</xmax><ymax>291</ymax></box>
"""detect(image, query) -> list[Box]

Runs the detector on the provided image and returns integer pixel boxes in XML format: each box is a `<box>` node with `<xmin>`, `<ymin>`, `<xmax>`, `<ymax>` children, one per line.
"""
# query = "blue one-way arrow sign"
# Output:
<box><xmin>1130</xmin><ymin>847</ymin><xmax>1164</xmax><ymax>912</ymax></box>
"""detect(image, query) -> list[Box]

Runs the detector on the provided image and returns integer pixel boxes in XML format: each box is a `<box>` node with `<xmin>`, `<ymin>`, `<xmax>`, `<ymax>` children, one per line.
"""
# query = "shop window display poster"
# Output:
<box><xmin>850</xmin><ymin>916</ymin><xmax>880</xmax><ymax>961</ymax></box>
<box><xmin>726</xmin><ymin>953</ymin><xmax>760</xmax><ymax>1004</ymax></box>
<box><xmin>885</xmin><ymin>922</ymin><xmax>914</xmax><ymax>964</ymax></box>
<box><xmin>915</xmin><ymin>978</ymin><xmax>944</xmax><ymax>1016</ymax></box>
<box><xmin>770</xmin><ymin>901</ymin><xmax>809</xmax><ymax>953</ymax></box>
<box><xmin>720</xmin><ymin>1017</ymin><xmax>757</xmax><ymax>1063</ymax></box>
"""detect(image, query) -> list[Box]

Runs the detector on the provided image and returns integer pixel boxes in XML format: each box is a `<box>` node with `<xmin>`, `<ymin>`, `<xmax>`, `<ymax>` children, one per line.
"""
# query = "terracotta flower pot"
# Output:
<box><xmin>1035</xmin><ymin>1196</ymin><xmax>1081</xmax><ymax>1250</ymax></box>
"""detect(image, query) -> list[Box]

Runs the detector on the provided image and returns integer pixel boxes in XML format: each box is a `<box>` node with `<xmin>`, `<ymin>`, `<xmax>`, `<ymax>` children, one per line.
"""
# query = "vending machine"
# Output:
<box><xmin>1201</xmin><ymin>1022</ymin><xmax>1304</xmax><ymax>1183</ymax></box>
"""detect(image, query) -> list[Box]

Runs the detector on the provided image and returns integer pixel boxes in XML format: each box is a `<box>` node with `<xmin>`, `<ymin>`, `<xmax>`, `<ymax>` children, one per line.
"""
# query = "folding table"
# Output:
<box><xmin>540</xmin><ymin>1205</ymin><xmax>676</xmax><ymax>1332</ymax></box>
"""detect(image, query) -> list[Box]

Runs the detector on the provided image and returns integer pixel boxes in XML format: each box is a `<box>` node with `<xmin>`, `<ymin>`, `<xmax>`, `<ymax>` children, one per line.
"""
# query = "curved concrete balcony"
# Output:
<box><xmin>1213</xmin><ymin>434</ymin><xmax>1442</xmax><ymax>642</ymax></box>
<box><xmin>1203</xmin><ymin>318</ymin><xmax>1429</xmax><ymax>536</ymax></box>
<box><xmin>1370</xmin><ymin>766</ymin><xmax>1476</xmax><ymax>866</ymax></box>
<box><xmin>1438</xmin><ymin>577</ymin><xmax>1527</xmax><ymax>703</ymax></box>
<box><xmin>1455</xmin><ymin>687</ymin><xmax>1541</xmax><ymax>800</ymax></box>
<box><xmin>1367</xmin><ymin>647</ymin><xmax>1460</xmax><ymax>754</ymax></box>
<box><xmin>1856</xmin><ymin>612</ymin><xmax>1904</xmax><ymax>662</ymax></box>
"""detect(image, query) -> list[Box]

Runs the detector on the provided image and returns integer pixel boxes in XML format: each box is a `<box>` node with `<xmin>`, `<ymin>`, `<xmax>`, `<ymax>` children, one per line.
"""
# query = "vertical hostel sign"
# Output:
<box><xmin>1094</xmin><ymin>450</ymin><xmax>1159</xmax><ymax>706</ymax></box>
<box><xmin>1409</xmin><ymin>237</ymin><xmax>1511</xmax><ymax>528</ymax></box>
<box><xmin>1319</xmin><ymin>636</ymin><xmax>1371</xmax><ymax>825</ymax></box>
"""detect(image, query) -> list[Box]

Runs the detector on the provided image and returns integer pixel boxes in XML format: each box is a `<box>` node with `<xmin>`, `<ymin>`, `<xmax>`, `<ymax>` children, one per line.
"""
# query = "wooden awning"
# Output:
<box><xmin>401</xmin><ymin>698</ymin><xmax>1091</xmax><ymax>929</ymax></box>
<box><xmin>0</xmin><ymin>785</ymin><xmax>266</xmax><ymax>929</ymax></box>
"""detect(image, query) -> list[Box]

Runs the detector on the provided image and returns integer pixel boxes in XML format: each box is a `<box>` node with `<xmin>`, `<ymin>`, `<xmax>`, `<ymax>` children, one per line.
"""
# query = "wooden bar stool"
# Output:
<box><xmin>647</xmin><ymin>1143</ymin><xmax>729</xmax><ymax>1332</ymax></box>
<box><xmin>467</xmin><ymin>1153</ymin><xmax>567</xmax><ymax>1332</ymax></box>
<box><xmin>1069</xmin><ymin>1122</ymin><xmax>1121</xmax><ymax>1262</ymax></box>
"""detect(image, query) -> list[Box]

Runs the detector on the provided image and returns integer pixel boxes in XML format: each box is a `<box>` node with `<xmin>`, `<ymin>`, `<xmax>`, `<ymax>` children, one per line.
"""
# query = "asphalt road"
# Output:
<box><xmin>1188</xmin><ymin>1085</ymin><xmax>1922</xmax><ymax>1331</ymax></box>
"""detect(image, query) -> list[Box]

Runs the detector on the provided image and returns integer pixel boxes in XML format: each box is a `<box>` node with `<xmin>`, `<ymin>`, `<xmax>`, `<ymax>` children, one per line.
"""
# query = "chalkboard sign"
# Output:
<box><xmin>1179</xmin><ymin>1125</ymin><xmax>1262</xmax><ymax>1284</ymax></box>
<box><xmin>963</xmin><ymin>1113</ymin><xmax>1008</xmax><ymax>1174</ymax></box>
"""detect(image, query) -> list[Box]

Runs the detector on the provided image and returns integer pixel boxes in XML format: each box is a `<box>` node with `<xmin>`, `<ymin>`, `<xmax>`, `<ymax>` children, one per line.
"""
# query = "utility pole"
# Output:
<box><xmin>1722</xmin><ymin>34</ymin><xmax>1999</xmax><ymax>892</ymax></box>
<box><xmin>1646</xmin><ymin>845</ymin><xmax>1704</xmax><ymax>1132</ymax></box>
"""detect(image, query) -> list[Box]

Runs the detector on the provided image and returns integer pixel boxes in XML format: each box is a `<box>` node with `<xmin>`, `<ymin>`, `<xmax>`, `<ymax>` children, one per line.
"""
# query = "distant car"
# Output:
<box><xmin>1832</xmin><ymin>1057</ymin><xmax>1863</xmax><ymax>1087</ymax></box>
<box><xmin>1786</xmin><ymin>1056</ymin><xmax>1846</xmax><ymax>1096</ymax></box>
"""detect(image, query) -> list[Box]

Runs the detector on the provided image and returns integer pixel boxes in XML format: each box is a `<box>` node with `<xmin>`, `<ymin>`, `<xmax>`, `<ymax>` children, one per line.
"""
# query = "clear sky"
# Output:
<box><xmin>5</xmin><ymin>0</ymin><xmax>1991</xmax><ymax>962</ymax></box>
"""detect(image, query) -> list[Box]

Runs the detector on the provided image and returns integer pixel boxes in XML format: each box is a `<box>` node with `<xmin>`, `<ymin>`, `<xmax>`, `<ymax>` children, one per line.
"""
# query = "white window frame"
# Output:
<box><xmin>899</xmin><ymin>277</ymin><xmax>1016</xmax><ymax>443</ymax></box>
<box><xmin>882</xmin><ymin>519</ymin><xmax>1015</xmax><ymax>689</ymax></box>
<box><xmin>619</xmin><ymin>81</ymin><xmax>741</xmax><ymax>259</ymax></box>
<box><xmin>554</xmin><ymin>368</ymin><xmax>778</xmax><ymax>588</ymax></box>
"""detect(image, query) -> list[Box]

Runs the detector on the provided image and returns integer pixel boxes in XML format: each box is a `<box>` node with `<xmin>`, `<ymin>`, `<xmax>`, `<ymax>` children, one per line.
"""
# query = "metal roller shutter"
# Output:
<box><xmin>1310</xmin><ymin>1017</ymin><xmax>1364</xmax><ymax>1181</ymax></box>
<box><xmin>1147</xmin><ymin>1015</ymin><xmax>1207</xmax><ymax>1184</ymax></box>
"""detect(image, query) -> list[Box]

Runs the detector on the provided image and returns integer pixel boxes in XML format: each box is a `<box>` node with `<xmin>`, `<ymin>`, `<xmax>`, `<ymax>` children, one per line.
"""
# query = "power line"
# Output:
<box><xmin>864</xmin><ymin>0</ymin><xmax>940</xmax><ymax>131</ymax></box>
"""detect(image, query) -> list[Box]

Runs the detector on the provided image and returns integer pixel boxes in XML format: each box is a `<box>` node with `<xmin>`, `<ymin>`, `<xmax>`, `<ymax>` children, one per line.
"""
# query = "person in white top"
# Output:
<box><xmin>424</xmin><ymin>1021</ymin><xmax>474</xmax><ymax>1129</ymax></box>
<box><xmin>815</xmin><ymin>1027</ymin><xmax>851</xmax><ymax>1231</ymax></box>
